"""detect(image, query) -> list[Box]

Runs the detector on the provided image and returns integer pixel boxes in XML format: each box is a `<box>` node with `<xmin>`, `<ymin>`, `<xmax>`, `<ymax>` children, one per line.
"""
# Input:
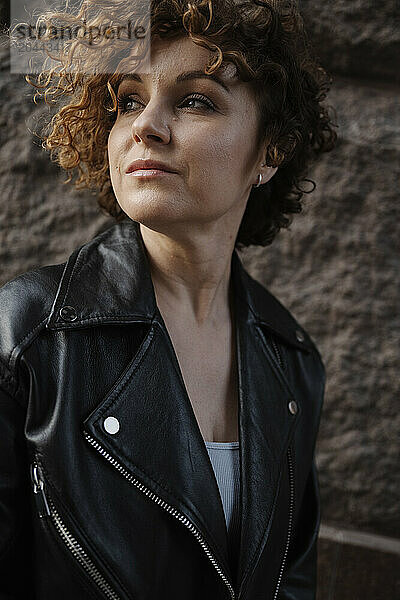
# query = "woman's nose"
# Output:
<box><xmin>131</xmin><ymin>105</ymin><xmax>171</xmax><ymax>144</ymax></box>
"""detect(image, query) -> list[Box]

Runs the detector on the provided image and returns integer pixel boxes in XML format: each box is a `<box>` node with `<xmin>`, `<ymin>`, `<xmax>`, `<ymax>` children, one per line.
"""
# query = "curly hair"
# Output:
<box><xmin>7</xmin><ymin>0</ymin><xmax>338</xmax><ymax>248</ymax></box>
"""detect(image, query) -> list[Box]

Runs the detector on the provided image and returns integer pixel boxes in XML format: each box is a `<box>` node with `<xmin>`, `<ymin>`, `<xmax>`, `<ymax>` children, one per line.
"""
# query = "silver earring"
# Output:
<box><xmin>254</xmin><ymin>173</ymin><xmax>263</xmax><ymax>188</ymax></box>
<box><xmin>254</xmin><ymin>162</ymin><xmax>266</xmax><ymax>188</ymax></box>
<box><xmin>253</xmin><ymin>161</ymin><xmax>273</xmax><ymax>187</ymax></box>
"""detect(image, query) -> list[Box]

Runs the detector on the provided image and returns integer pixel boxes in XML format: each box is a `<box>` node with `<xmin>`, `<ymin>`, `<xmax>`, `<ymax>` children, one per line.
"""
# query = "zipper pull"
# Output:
<box><xmin>30</xmin><ymin>462</ymin><xmax>51</xmax><ymax>518</ymax></box>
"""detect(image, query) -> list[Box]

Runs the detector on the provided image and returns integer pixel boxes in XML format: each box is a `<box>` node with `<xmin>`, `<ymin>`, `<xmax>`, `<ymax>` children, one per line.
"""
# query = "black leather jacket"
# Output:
<box><xmin>0</xmin><ymin>219</ymin><xmax>325</xmax><ymax>600</ymax></box>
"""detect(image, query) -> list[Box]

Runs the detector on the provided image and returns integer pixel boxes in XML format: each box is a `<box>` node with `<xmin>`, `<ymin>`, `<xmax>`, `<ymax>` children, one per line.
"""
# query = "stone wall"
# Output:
<box><xmin>244</xmin><ymin>2</ymin><xmax>400</xmax><ymax>597</ymax></box>
<box><xmin>241</xmin><ymin>73</ymin><xmax>400</xmax><ymax>538</ymax></box>
<box><xmin>239</xmin><ymin>70</ymin><xmax>400</xmax><ymax>596</ymax></box>
<box><xmin>1</xmin><ymin>2</ymin><xmax>399</xmax><ymax>598</ymax></box>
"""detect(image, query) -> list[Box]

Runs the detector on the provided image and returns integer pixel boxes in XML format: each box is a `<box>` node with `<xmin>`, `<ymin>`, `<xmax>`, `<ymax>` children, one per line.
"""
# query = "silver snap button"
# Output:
<box><xmin>59</xmin><ymin>305</ymin><xmax>77</xmax><ymax>322</ymax></box>
<box><xmin>288</xmin><ymin>400</ymin><xmax>298</xmax><ymax>415</ymax></box>
<box><xmin>295</xmin><ymin>329</ymin><xmax>305</xmax><ymax>343</ymax></box>
<box><xmin>103</xmin><ymin>416</ymin><xmax>120</xmax><ymax>435</ymax></box>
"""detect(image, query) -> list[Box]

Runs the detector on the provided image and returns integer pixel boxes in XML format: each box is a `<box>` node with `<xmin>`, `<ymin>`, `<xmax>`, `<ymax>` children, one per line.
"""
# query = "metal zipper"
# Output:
<box><xmin>83</xmin><ymin>431</ymin><xmax>235</xmax><ymax>600</ymax></box>
<box><xmin>30</xmin><ymin>461</ymin><xmax>121</xmax><ymax>600</ymax></box>
<box><xmin>268</xmin><ymin>334</ymin><xmax>297</xmax><ymax>598</ymax></box>
<box><xmin>253</xmin><ymin>327</ymin><xmax>297</xmax><ymax>599</ymax></box>
<box><xmin>270</xmin><ymin>336</ymin><xmax>285</xmax><ymax>374</ymax></box>
<box><xmin>272</xmin><ymin>445</ymin><xmax>295</xmax><ymax>600</ymax></box>
<box><xmin>256</xmin><ymin>325</ymin><xmax>286</xmax><ymax>377</ymax></box>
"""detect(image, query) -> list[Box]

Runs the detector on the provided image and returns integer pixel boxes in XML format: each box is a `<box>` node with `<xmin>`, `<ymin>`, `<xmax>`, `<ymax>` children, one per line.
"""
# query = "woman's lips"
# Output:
<box><xmin>127</xmin><ymin>169</ymin><xmax>177</xmax><ymax>178</ymax></box>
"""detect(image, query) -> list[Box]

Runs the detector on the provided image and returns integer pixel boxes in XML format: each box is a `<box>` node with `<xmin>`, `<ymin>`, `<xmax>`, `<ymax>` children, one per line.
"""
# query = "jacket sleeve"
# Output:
<box><xmin>0</xmin><ymin>361</ymin><xmax>34</xmax><ymax>599</ymax></box>
<box><xmin>278</xmin><ymin>456</ymin><xmax>321</xmax><ymax>600</ymax></box>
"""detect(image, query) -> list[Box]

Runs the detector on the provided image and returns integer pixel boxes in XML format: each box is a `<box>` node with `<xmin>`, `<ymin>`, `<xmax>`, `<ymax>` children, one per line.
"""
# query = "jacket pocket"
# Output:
<box><xmin>30</xmin><ymin>457</ymin><xmax>124</xmax><ymax>600</ymax></box>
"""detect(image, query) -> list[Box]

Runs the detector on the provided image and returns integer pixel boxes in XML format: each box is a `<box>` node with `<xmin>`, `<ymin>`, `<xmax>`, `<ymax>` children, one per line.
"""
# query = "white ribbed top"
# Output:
<box><xmin>205</xmin><ymin>440</ymin><xmax>241</xmax><ymax>576</ymax></box>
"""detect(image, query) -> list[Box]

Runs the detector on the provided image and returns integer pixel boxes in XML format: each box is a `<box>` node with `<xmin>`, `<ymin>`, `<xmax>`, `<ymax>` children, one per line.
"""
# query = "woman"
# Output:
<box><xmin>1</xmin><ymin>0</ymin><xmax>337</xmax><ymax>598</ymax></box>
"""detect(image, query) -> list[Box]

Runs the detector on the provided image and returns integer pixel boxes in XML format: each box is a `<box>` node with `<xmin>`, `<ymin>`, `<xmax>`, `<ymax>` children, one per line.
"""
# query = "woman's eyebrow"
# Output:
<box><xmin>118</xmin><ymin>70</ymin><xmax>232</xmax><ymax>94</ymax></box>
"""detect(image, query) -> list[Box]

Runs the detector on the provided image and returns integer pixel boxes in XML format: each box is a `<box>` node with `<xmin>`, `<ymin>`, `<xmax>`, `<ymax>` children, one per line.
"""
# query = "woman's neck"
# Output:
<box><xmin>139</xmin><ymin>223</ymin><xmax>235</xmax><ymax>327</ymax></box>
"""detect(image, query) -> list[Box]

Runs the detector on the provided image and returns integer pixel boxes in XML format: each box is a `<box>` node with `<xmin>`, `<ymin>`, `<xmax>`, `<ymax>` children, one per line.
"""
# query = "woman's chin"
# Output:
<box><xmin>116</xmin><ymin>198</ymin><xmax>191</xmax><ymax>230</ymax></box>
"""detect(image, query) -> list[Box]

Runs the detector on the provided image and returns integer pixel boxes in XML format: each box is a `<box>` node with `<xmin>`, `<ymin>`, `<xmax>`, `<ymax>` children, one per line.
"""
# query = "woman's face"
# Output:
<box><xmin>108</xmin><ymin>35</ymin><xmax>274</xmax><ymax>235</ymax></box>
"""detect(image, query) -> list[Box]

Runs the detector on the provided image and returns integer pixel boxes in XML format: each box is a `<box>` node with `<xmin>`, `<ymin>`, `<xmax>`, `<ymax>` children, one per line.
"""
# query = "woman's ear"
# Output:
<box><xmin>263</xmin><ymin>165</ymin><xmax>278</xmax><ymax>183</ymax></box>
<box><xmin>253</xmin><ymin>163</ymin><xmax>278</xmax><ymax>187</ymax></box>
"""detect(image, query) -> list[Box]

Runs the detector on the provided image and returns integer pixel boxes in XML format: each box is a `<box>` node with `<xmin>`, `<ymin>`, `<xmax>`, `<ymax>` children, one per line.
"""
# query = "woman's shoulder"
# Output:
<box><xmin>248</xmin><ymin>274</ymin><xmax>327</xmax><ymax>407</ymax></box>
<box><xmin>0</xmin><ymin>261</ymin><xmax>67</xmax><ymax>386</ymax></box>
<box><xmin>237</xmin><ymin>260</ymin><xmax>325</xmax><ymax>362</ymax></box>
<box><xmin>0</xmin><ymin>224</ymin><xmax>116</xmax><ymax>365</ymax></box>
<box><xmin>0</xmin><ymin>222</ymin><xmax>131</xmax><ymax>386</ymax></box>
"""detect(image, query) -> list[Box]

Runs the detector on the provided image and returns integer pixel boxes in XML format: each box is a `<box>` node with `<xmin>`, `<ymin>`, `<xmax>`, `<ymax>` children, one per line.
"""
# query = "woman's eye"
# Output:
<box><xmin>180</xmin><ymin>95</ymin><xmax>215</xmax><ymax>111</ymax></box>
<box><xmin>117</xmin><ymin>95</ymin><xmax>141</xmax><ymax>113</ymax></box>
<box><xmin>116</xmin><ymin>93</ymin><xmax>215</xmax><ymax>114</ymax></box>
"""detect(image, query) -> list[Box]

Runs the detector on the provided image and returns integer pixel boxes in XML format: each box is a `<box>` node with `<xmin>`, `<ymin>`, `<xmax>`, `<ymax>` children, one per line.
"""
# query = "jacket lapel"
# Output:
<box><xmin>231</xmin><ymin>254</ymin><xmax>303</xmax><ymax>591</ymax></box>
<box><xmin>82</xmin><ymin>314</ymin><xmax>233</xmax><ymax>577</ymax></box>
<box><xmin>46</xmin><ymin>219</ymin><xmax>310</xmax><ymax>593</ymax></box>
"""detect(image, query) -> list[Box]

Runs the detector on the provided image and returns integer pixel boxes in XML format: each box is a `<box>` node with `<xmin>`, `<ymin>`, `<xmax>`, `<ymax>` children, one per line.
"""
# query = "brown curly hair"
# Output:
<box><xmin>7</xmin><ymin>0</ymin><xmax>338</xmax><ymax>248</ymax></box>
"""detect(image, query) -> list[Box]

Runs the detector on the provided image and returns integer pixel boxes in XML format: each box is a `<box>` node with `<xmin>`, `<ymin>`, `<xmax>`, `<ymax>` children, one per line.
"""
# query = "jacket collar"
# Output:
<box><xmin>46</xmin><ymin>219</ymin><xmax>312</xmax><ymax>354</ymax></box>
<box><xmin>45</xmin><ymin>219</ymin><xmax>311</xmax><ymax>594</ymax></box>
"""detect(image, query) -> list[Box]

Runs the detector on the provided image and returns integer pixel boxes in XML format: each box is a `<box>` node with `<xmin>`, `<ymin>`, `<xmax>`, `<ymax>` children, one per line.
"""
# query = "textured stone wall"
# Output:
<box><xmin>0</xmin><ymin>40</ymin><xmax>112</xmax><ymax>281</ymax></box>
<box><xmin>301</xmin><ymin>0</ymin><xmax>400</xmax><ymax>85</ymax></box>
<box><xmin>0</xmin><ymin>1</ymin><xmax>399</xmax><ymax>597</ymax></box>
<box><xmin>240</xmin><ymin>73</ymin><xmax>400</xmax><ymax>538</ymax></box>
<box><xmin>244</xmin><ymin>2</ymin><xmax>399</xmax><ymax>596</ymax></box>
